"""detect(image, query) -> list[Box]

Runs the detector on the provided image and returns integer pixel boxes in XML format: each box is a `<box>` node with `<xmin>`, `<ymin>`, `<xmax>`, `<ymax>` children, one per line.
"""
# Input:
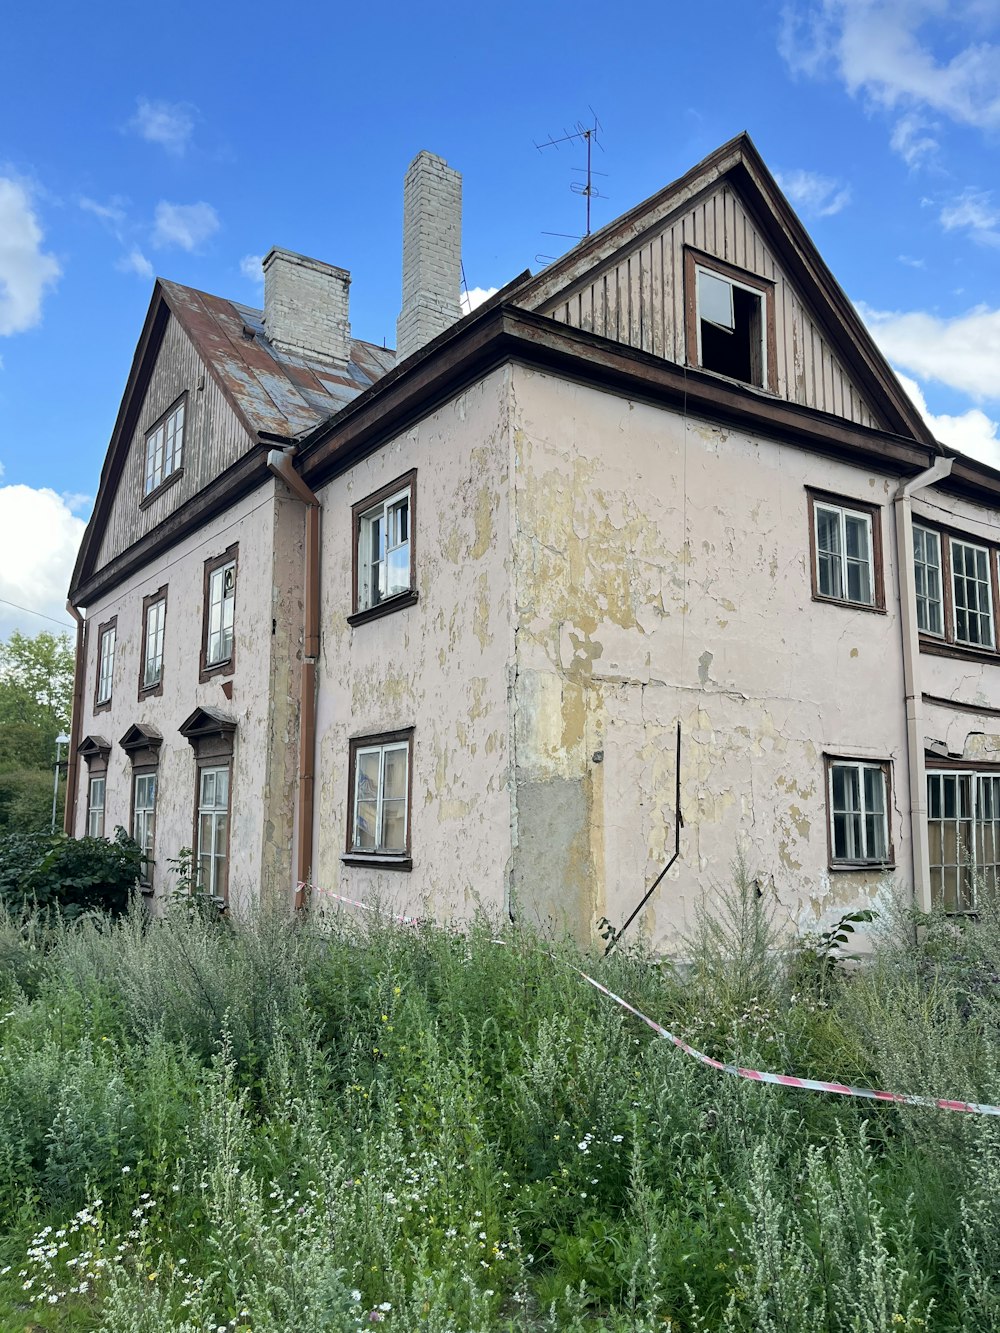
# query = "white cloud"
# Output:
<box><xmin>858</xmin><ymin>299</ymin><xmax>1000</xmax><ymax>403</ymax></box>
<box><xmin>116</xmin><ymin>248</ymin><xmax>154</xmax><ymax>279</ymax></box>
<box><xmin>780</xmin><ymin>2</ymin><xmax>1000</xmax><ymax>156</ymax></box>
<box><xmin>79</xmin><ymin>195</ymin><xmax>128</xmax><ymax>240</ymax></box>
<box><xmin>898</xmin><ymin>254</ymin><xmax>926</xmax><ymax>268</ymax></box>
<box><xmin>460</xmin><ymin>286</ymin><xmax>500</xmax><ymax>314</ymax></box>
<box><xmin>897</xmin><ymin>372</ymin><xmax>1000</xmax><ymax>467</ymax></box>
<box><xmin>0</xmin><ymin>485</ymin><xmax>86</xmax><ymax>635</ymax></box>
<box><xmin>129</xmin><ymin>98</ymin><xmax>195</xmax><ymax>155</ymax></box>
<box><xmin>774</xmin><ymin>168</ymin><xmax>851</xmax><ymax>217</ymax></box>
<box><xmin>0</xmin><ymin>178</ymin><xmax>61</xmax><ymax>336</ymax></box>
<box><xmin>152</xmin><ymin>201</ymin><xmax>220</xmax><ymax>252</ymax></box>
<box><xmin>939</xmin><ymin>188</ymin><xmax>1000</xmax><ymax>246</ymax></box>
<box><xmin>240</xmin><ymin>254</ymin><xmax>264</xmax><ymax>283</ymax></box>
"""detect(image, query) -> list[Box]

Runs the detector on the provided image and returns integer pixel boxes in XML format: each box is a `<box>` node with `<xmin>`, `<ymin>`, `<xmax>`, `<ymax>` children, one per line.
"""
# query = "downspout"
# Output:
<box><xmin>266</xmin><ymin>447</ymin><xmax>321</xmax><ymax>912</ymax></box>
<box><xmin>893</xmin><ymin>455</ymin><xmax>953</xmax><ymax>913</ymax></box>
<box><xmin>63</xmin><ymin>602</ymin><xmax>86</xmax><ymax>836</ymax></box>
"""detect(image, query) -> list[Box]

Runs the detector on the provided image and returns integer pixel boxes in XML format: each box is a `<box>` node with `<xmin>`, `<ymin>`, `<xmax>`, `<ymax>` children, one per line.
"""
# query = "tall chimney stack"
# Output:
<box><xmin>396</xmin><ymin>151</ymin><xmax>462</xmax><ymax>362</ymax></box>
<box><xmin>262</xmin><ymin>247</ymin><xmax>352</xmax><ymax>367</ymax></box>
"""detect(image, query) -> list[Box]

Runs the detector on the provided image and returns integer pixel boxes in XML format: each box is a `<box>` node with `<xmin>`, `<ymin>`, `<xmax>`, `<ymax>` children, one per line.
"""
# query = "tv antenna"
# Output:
<box><xmin>534</xmin><ymin>114</ymin><xmax>606</xmax><ymax>239</ymax></box>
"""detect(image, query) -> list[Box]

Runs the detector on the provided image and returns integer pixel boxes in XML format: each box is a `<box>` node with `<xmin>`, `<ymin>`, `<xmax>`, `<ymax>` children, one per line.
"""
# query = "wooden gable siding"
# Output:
<box><xmin>536</xmin><ymin>183</ymin><xmax>882</xmax><ymax>430</ymax></box>
<box><xmin>95</xmin><ymin>315</ymin><xmax>253</xmax><ymax>572</ymax></box>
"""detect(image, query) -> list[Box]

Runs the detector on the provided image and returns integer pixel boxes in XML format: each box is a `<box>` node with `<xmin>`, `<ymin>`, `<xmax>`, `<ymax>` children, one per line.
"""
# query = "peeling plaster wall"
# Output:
<box><xmin>312</xmin><ymin>367</ymin><xmax>513</xmax><ymax>920</ymax></box>
<box><xmin>73</xmin><ymin>484</ymin><xmax>290</xmax><ymax>914</ymax></box>
<box><xmin>509</xmin><ymin>365</ymin><xmax>913</xmax><ymax>950</ymax></box>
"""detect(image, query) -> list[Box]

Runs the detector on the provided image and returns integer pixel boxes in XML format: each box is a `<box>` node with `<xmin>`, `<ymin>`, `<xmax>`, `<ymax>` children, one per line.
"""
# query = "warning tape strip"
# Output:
<box><xmin>301</xmin><ymin>881</ymin><xmax>1000</xmax><ymax>1118</ymax></box>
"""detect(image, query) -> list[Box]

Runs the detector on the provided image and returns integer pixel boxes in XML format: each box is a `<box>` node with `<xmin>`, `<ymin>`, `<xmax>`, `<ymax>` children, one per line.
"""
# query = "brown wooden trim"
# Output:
<box><xmin>191</xmin><ymin>755</ymin><xmax>232</xmax><ymax>904</ymax></box>
<box><xmin>350</xmin><ymin>470</ymin><xmax>417</xmax><ymax>615</ymax></box>
<box><xmin>823</xmin><ymin>753</ymin><xmax>896</xmax><ymax>869</ymax></box>
<box><xmin>912</xmin><ymin>518</ymin><xmax>1000</xmax><ymax>658</ymax></box>
<box><xmin>925</xmin><ymin>753</ymin><xmax>1000</xmax><ymax>772</ymax></box>
<box><xmin>347</xmin><ymin>590</ymin><xmax>419</xmax><ymax>627</ymax></box>
<box><xmin>93</xmin><ymin>616</ymin><xmax>117</xmax><ymax>714</ymax></box>
<box><xmin>139</xmin><ymin>466</ymin><xmax>184</xmax><ymax>511</ymax></box>
<box><xmin>199</xmin><ymin>544</ymin><xmax>239</xmax><ymax>683</ymax></box>
<box><xmin>806</xmin><ymin>489</ymin><xmax>886</xmax><ymax>611</ymax></box>
<box><xmin>138</xmin><ymin>586</ymin><xmax>168</xmax><ymax>700</ymax></box>
<box><xmin>683</xmin><ymin>245</ymin><xmax>778</xmax><ymax>392</ymax></box>
<box><xmin>920</xmin><ymin>638</ymin><xmax>1000</xmax><ymax>665</ymax></box>
<box><xmin>129</xmin><ymin>761</ymin><xmax>158</xmax><ymax>887</ymax></box>
<box><xmin>345</xmin><ymin>727</ymin><xmax>414</xmax><ymax>859</ymax></box>
<box><xmin>341</xmin><ymin>854</ymin><xmax>413</xmax><ymax>872</ymax></box>
<box><xmin>923</xmin><ymin>692</ymin><xmax>1000</xmax><ymax>719</ymax></box>
<box><xmin>85</xmin><ymin>771</ymin><xmax>107</xmax><ymax>839</ymax></box>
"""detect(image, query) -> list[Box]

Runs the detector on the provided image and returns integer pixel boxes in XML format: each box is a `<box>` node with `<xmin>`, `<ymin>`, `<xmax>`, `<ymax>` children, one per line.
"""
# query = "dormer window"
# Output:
<box><xmin>685</xmin><ymin>249</ymin><xmax>774</xmax><ymax>391</ymax></box>
<box><xmin>144</xmin><ymin>396</ymin><xmax>186</xmax><ymax>497</ymax></box>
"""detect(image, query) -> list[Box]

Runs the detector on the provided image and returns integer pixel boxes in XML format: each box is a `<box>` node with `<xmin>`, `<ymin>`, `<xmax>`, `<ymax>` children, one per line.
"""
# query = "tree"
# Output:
<box><xmin>0</xmin><ymin>631</ymin><xmax>74</xmax><ymax>835</ymax></box>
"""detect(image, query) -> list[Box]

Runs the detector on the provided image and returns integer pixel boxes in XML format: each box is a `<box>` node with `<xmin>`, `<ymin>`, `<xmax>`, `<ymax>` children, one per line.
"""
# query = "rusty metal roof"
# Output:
<box><xmin>160</xmin><ymin>280</ymin><xmax>396</xmax><ymax>442</ymax></box>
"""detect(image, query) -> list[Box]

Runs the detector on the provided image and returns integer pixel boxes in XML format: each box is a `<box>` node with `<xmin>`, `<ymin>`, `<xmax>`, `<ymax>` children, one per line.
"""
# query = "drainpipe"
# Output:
<box><xmin>266</xmin><ymin>447</ymin><xmax>321</xmax><ymax>911</ymax></box>
<box><xmin>63</xmin><ymin>602</ymin><xmax>86</xmax><ymax>836</ymax></box>
<box><xmin>893</xmin><ymin>455</ymin><xmax>953</xmax><ymax>913</ymax></box>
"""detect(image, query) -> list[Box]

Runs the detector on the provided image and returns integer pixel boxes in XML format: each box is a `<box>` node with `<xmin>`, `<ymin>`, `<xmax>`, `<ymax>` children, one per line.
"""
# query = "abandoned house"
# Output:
<box><xmin>65</xmin><ymin>134</ymin><xmax>1000</xmax><ymax>947</ymax></box>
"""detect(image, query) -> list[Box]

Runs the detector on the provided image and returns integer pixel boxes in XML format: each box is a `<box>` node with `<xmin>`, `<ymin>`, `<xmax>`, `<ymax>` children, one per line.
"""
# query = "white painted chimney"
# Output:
<box><xmin>396</xmin><ymin>151</ymin><xmax>462</xmax><ymax>362</ymax></box>
<box><xmin>262</xmin><ymin>247</ymin><xmax>352</xmax><ymax>367</ymax></box>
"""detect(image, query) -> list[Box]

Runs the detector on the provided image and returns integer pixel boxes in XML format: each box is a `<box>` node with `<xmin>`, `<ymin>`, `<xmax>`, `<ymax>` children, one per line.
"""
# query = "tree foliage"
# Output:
<box><xmin>0</xmin><ymin>630</ymin><xmax>75</xmax><ymax>834</ymax></box>
<box><xmin>0</xmin><ymin>828</ymin><xmax>143</xmax><ymax>919</ymax></box>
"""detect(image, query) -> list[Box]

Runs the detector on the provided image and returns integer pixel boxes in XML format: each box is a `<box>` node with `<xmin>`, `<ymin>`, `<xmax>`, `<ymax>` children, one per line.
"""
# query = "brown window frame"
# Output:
<box><xmin>343</xmin><ymin>727</ymin><xmax>414</xmax><ymax>870</ymax></box>
<box><xmin>925</xmin><ymin>758</ymin><xmax>1000</xmax><ymax>913</ymax></box>
<box><xmin>140</xmin><ymin>392</ymin><xmax>187</xmax><ymax>506</ymax></box>
<box><xmin>78</xmin><ymin>736</ymin><xmax>111</xmax><ymax>838</ymax></box>
<box><xmin>348</xmin><ymin>470</ymin><xmax>418</xmax><ymax>627</ymax></box>
<box><xmin>192</xmin><ymin>758</ymin><xmax>233</xmax><ymax>906</ymax></box>
<box><xmin>180</xmin><ymin>707</ymin><xmax>237</xmax><ymax>907</ymax></box>
<box><xmin>86</xmin><ymin>773</ymin><xmax>107</xmax><ymax>838</ymax></box>
<box><xmin>684</xmin><ymin>246</ymin><xmax>777</xmax><ymax>393</ymax></box>
<box><xmin>93</xmin><ymin>616</ymin><xmax>117</xmax><ymax>713</ymax></box>
<box><xmin>807</xmin><ymin>488</ymin><xmax>886</xmax><ymax>613</ymax></box>
<box><xmin>200</xmin><ymin>544</ymin><xmax>238</xmax><ymax>683</ymax></box>
<box><xmin>138</xmin><ymin>586</ymin><xmax>168</xmax><ymax>699</ymax></box>
<box><xmin>913</xmin><ymin>518</ymin><xmax>1000</xmax><ymax>664</ymax></box>
<box><xmin>824</xmin><ymin>754</ymin><xmax>895</xmax><ymax>870</ymax></box>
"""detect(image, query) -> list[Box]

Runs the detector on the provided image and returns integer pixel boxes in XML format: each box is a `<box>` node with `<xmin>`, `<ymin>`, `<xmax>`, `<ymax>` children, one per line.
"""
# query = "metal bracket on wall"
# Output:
<box><xmin>603</xmin><ymin>722</ymin><xmax>683</xmax><ymax>957</ymax></box>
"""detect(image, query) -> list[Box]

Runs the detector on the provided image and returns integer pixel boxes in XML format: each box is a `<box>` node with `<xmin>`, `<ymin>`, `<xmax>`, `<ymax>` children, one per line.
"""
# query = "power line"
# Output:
<box><xmin>0</xmin><ymin>597</ymin><xmax>75</xmax><ymax>630</ymax></box>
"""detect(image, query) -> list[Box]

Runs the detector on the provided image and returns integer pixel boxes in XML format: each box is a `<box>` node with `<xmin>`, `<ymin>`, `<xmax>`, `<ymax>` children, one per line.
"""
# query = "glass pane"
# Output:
<box><xmin>357</xmin><ymin>752</ymin><xmax>380</xmax><ymax>800</ymax></box>
<box><xmin>384</xmin><ymin>747</ymin><xmax>407</xmax><ymax>799</ymax></box>
<box><xmin>217</xmin><ymin>769</ymin><xmax>229</xmax><ymax>806</ymax></box>
<box><xmin>386</xmin><ymin>542</ymin><xmax>409</xmax><ymax>596</ymax></box>
<box><xmin>866</xmin><ymin>813</ymin><xmax>886</xmax><ymax>860</ymax></box>
<box><xmin>844</xmin><ymin>514</ymin><xmax>868</xmax><ymax>560</ymax></box>
<box><xmin>355</xmin><ymin>801</ymin><xmax>377</xmax><ymax>850</ymax></box>
<box><xmin>846</xmin><ymin>559</ymin><xmax>871</xmax><ymax>604</ymax></box>
<box><xmin>698</xmin><ymin>270</ymin><xmax>734</xmax><ymax>330</ymax></box>
<box><xmin>863</xmin><ymin>767</ymin><xmax>885</xmax><ymax>814</ymax></box>
<box><xmin>201</xmin><ymin>770</ymin><xmax>216</xmax><ymax>807</ymax></box>
<box><xmin>381</xmin><ymin>799</ymin><xmax>406</xmax><ymax>851</ymax></box>
<box><xmin>818</xmin><ymin>552</ymin><xmax>841</xmax><ymax>599</ymax></box>
<box><xmin>816</xmin><ymin>507</ymin><xmax>842</xmax><ymax>556</ymax></box>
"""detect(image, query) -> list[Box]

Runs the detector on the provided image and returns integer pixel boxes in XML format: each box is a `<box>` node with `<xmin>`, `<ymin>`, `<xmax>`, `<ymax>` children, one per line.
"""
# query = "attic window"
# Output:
<box><xmin>685</xmin><ymin>250</ymin><xmax>774</xmax><ymax>391</ymax></box>
<box><xmin>144</xmin><ymin>396</ymin><xmax>186</xmax><ymax>497</ymax></box>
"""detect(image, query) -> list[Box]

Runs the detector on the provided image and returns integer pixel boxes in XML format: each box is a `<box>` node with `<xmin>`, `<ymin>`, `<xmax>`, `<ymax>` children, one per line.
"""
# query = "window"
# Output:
<box><xmin>913</xmin><ymin>523</ymin><xmax>998</xmax><ymax>654</ymax></box>
<box><xmin>808</xmin><ymin>492</ymin><xmax>883</xmax><ymax>610</ymax></box>
<box><xmin>87</xmin><ymin>775</ymin><xmax>105</xmax><ymax>838</ymax></box>
<box><xmin>139</xmin><ymin>588</ymin><xmax>167</xmax><ymax>695</ymax></box>
<box><xmin>350</xmin><ymin>472</ymin><xmax>417</xmax><ymax>623</ymax></box>
<box><xmin>132</xmin><ymin>771</ymin><xmax>156</xmax><ymax>863</ymax></box>
<box><xmin>685</xmin><ymin>249</ymin><xmax>774</xmax><ymax>390</ymax></box>
<box><xmin>928</xmin><ymin>770</ymin><xmax>1000</xmax><ymax>911</ymax></box>
<box><xmin>196</xmin><ymin>765</ymin><xmax>230</xmax><ymax>901</ymax></box>
<box><xmin>144</xmin><ymin>397</ymin><xmax>185</xmax><ymax>497</ymax></box>
<box><xmin>827</xmin><ymin>758</ymin><xmax>891</xmax><ymax>866</ymax></box>
<box><xmin>201</xmin><ymin>545</ymin><xmax>238</xmax><ymax>680</ymax></box>
<box><xmin>346</xmin><ymin>730</ymin><xmax>413</xmax><ymax>866</ymax></box>
<box><xmin>95</xmin><ymin>618</ymin><xmax>116</xmax><ymax>709</ymax></box>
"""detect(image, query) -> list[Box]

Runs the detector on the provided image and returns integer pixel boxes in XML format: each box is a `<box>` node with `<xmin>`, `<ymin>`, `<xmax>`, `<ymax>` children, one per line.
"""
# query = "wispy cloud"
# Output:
<box><xmin>129</xmin><ymin>97</ymin><xmax>196</xmax><ymax>155</ymax></box>
<box><xmin>239</xmin><ymin>254</ymin><xmax>263</xmax><ymax>284</ymax></box>
<box><xmin>79</xmin><ymin>195</ymin><xmax>129</xmax><ymax>241</ymax></box>
<box><xmin>939</xmin><ymin>188</ymin><xmax>1000</xmax><ymax>246</ymax></box>
<box><xmin>858</xmin><ymin>299</ymin><xmax>1000</xmax><ymax>403</ymax></box>
<box><xmin>897</xmin><ymin>372</ymin><xmax>999</xmax><ymax>468</ymax></box>
<box><xmin>0</xmin><ymin>177</ymin><xmax>61</xmax><ymax>336</ymax></box>
<box><xmin>116</xmin><ymin>248</ymin><xmax>154</xmax><ymax>279</ymax></box>
<box><xmin>152</xmin><ymin>201</ymin><xmax>220</xmax><ymax>251</ymax></box>
<box><xmin>774</xmin><ymin>168</ymin><xmax>851</xmax><ymax>217</ymax></box>
<box><xmin>889</xmin><ymin>111</ymin><xmax>939</xmax><ymax>167</ymax></box>
<box><xmin>898</xmin><ymin>254</ymin><xmax>926</xmax><ymax>268</ymax></box>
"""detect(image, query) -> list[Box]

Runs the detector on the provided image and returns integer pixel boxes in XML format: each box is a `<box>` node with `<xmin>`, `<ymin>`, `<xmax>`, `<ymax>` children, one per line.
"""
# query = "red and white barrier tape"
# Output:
<box><xmin>298</xmin><ymin>882</ymin><xmax>423</xmax><ymax>926</ymax></box>
<box><xmin>301</xmin><ymin>881</ymin><xmax>1000</xmax><ymax>1118</ymax></box>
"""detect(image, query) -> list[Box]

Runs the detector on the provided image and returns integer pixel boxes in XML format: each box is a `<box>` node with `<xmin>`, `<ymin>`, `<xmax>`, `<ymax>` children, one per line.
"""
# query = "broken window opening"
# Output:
<box><xmin>697</xmin><ymin>266</ymin><xmax>765</xmax><ymax>388</ymax></box>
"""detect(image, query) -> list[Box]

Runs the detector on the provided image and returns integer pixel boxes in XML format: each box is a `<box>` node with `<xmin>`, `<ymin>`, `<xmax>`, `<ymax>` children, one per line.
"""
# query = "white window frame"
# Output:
<box><xmin>927</xmin><ymin>770</ymin><xmax>1000</xmax><ymax>912</ymax></box>
<box><xmin>97</xmin><ymin>625</ymin><xmax>116</xmax><ymax>704</ymax></box>
<box><xmin>951</xmin><ymin>537</ymin><xmax>994</xmax><ymax>649</ymax></box>
<box><xmin>206</xmin><ymin>561</ymin><xmax>236</xmax><ymax>667</ymax></box>
<box><xmin>357</xmin><ymin>485</ymin><xmax>413</xmax><ymax>612</ymax></box>
<box><xmin>143</xmin><ymin>597</ymin><xmax>166</xmax><ymax>689</ymax></box>
<box><xmin>132</xmin><ymin>772</ymin><xmax>156</xmax><ymax>866</ymax></box>
<box><xmin>196</xmin><ymin>765</ymin><xmax>230</xmax><ymax>901</ymax></box>
<box><xmin>694</xmin><ymin>263</ymin><xmax>767</xmax><ymax>388</ymax></box>
<box><xmin>813</xmin><ymin>500</ymin><xmax>875</xmax><ymax>607</ymax></box>
<box><xmin>144</xmin><ymin>398</ymin><xmax>185</xmax><ymax>496</ymax></box>
<box><xmin>350</xmin><ymin>738</ymin><xmax>410</xmax><ymax>856</ymax></box>
<box><xmin>913</xmin><ymin>524</ymin><xmax>943</xmax><ymax>637</ymax></box>
<box><xmin>828</xmin><ymin>759</ymin><xmax>890</xmax><ymax>865</ymax></box>
<box><xmin>87</xmin><ymin>775</ymin><xmax>106</xmax><ymax>839</ymax></box>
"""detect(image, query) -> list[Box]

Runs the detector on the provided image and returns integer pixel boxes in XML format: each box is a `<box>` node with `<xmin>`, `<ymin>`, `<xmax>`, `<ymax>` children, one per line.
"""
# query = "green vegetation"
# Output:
<box><xmin>0</xmin><ymin>829</ymin><xmax>144</xmax><ymax>919</ymax></box>
<box><xmin>0</xmin><ymin>631</ymin><xmax>74</xmax><ymax>836</ymax></box>
<box><xmin>0</xmin><ymin>869</ymin><xmax>999</xmax><ymax>1330</ymax></box>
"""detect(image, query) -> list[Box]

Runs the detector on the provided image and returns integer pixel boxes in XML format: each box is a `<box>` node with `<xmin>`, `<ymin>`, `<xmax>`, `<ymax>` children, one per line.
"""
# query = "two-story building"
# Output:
<box><xmin>66</xmin><ymin>135</ymin><xmax>1000</xmax><ymax>946</ymax></box>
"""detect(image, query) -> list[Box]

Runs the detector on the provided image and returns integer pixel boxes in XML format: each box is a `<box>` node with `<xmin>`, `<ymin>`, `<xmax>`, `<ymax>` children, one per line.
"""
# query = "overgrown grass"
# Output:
<box><xmin>1</xmin><ymin>868</ymin><xmax>1000</xmax><ymax>1330</ymax></box>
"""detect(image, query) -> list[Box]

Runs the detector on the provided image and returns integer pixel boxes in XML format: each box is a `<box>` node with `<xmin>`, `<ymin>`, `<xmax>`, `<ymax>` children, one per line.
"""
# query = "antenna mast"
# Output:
<box><xmin>534</xmin><ymin>114</ymin><xmax>606</xmax><ymax>239</ymax></box>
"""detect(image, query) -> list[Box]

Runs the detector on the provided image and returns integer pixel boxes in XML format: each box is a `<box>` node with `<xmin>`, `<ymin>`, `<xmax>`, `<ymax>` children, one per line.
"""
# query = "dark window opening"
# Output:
<box><xmin>700</xmin><ymin>282</ymin><xmax>763</xmax><ymax>387</ymax></box>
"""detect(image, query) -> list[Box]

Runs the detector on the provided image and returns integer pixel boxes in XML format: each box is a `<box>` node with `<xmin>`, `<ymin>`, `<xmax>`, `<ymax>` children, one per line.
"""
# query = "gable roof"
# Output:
<box><xmin>511</xmin><ymin>132</ymin><xmax>936</xmax><ymax>448</ymax></box>
<box><xmin>70</xmin><ymin>280</ymin><xmax>395</xmax><ymax>604</ymax></box>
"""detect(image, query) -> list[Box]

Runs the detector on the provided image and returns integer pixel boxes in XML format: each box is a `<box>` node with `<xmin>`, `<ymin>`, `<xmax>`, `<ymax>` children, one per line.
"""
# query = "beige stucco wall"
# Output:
<box><xmin>508</xmin><ymin>365</ymin><xmax>915</xmax><ymax>951</ymax></box>
<box><xmin>311</xmin><ymin>367</ymin><xmax>514</xmax><ymax>922</ymax></box>
<box><xmin>73</xmin><ymin>483</ymin><xmax>298</xmax><ymax>914</ymax></box>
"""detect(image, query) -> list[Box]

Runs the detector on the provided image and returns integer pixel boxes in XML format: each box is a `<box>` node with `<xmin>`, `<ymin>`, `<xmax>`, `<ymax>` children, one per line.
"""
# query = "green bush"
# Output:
<box><xmin>0</xmin><ymin>827</ymin><xmax>144</xmax><ymax>920</ymax></box>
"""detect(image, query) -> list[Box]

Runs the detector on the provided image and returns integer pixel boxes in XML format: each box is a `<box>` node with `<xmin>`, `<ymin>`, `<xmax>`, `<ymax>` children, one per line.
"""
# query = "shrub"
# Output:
<box><xmin>0</xmin><ymin>827</ymin><xmax>144</xmax><ymax>919</ymax></box>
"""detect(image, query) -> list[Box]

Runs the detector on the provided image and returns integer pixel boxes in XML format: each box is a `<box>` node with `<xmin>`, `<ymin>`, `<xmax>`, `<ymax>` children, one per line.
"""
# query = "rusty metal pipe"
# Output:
<box><xmin>64</xmin><ymin>601</ymin><xmax>86</xmax><ymax>836</ymax></box>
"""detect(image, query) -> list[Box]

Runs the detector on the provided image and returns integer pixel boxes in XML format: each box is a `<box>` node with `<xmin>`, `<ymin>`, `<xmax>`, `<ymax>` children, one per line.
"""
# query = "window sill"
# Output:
<box><xmin>199</xmin><ymin>656</ymin><xmax>235</xmax><ymax>684</ymax></box>
<box><xmin>341</xmin><ymin>853</ymin><xmax>413</xmax><ymax>871</ymax></box>
<box><xmin>919</xmin><ymin>636</ymin><xmax>998</xmax><ymax>665</ymax></box>
<box><xmin>94</xmin><ymin>698</ymin><xmax>112</xmax><ymax>714</ymax></box>
<box><xmin>347</xmin><ymin>589</ymin><xmax>418</xmax><ymax>627</ymax></box>
<box><xmin>139</xmin><ymin>467</ymin><xmax>184</xmax><ymax>510</ymax></box>
<box><xmin>811</xmin><ymin>594</ymin><xmax>886</xmax><ymax>615</ymax></box>
<box><xmin>138</xmin><ymin>680</ymin><xmax>164</xmax><ymax>700</ymax></box>
<box><xmin>828</xmin><ymin>861</ymin><xmax>895</xmax><ymax>872</ymax></box>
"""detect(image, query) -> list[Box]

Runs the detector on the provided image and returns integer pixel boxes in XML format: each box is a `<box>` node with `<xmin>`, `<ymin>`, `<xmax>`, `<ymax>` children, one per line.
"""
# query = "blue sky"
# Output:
<box><xmin>1</xmin><ymin>0</ymin><xmax>998</xmax><ymax>637</ymax></box>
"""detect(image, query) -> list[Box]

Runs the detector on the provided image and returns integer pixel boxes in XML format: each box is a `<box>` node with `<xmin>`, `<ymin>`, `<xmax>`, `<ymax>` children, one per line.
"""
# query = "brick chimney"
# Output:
<box><xmin>262</xmin><ymin>247</ymin><xmax>351</xmax><ymax>367</ymax></box>
<box><xmin>396</xmin><ymin>151</ymin><xmax>462</xmax><ymax>362</ymax></box>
